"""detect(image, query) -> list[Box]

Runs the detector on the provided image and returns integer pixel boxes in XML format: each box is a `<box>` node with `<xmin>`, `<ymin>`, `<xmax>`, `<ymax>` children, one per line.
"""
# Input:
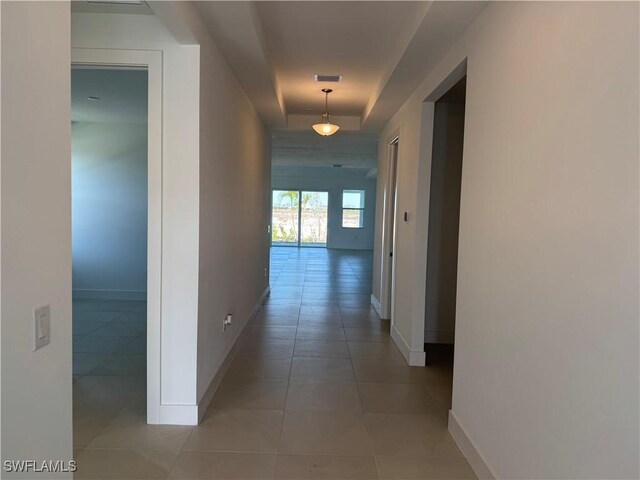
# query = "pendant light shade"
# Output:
<box><xmin>312</xmin><ymin>89</ymin><xmax>340</xmax><ymax>136</ymax></box>
<box><xmin>312</xmin><ymin>113</ymin><xmax>340</xmax><ymax>136</ymax></box>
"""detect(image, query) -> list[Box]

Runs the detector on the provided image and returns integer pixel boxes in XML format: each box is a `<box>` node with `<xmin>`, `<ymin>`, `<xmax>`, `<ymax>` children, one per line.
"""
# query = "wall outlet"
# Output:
<box><xmin>264</xmin><ymin>267</ymin><xmax>268</xmax><ymax>277</ymax></box>
<box><xmin>223</xmin><ymin>314</ymin><xmax>232</xmax><ymax>331</ymax></box>
<box><xmin>34</xmin><ymin>305</ymin><xmax>51</xmax><ymax>351</ymax></box>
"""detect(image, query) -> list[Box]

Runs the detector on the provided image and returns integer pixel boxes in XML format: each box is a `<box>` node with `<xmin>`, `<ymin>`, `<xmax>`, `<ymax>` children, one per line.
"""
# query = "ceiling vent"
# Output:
<box><xmin>87</xmin><ymin>0</ymin><xmax>144</xmax><ymax>4</ymax></box>
<box><xmin>332</xmin><ymin>164</ymin><xmax>343</xmax><ymax>168</ymax></box>
<box><xmin>314</xmin><ymin>74</ymin><xmax>342</xmax><ymax>83</ymax></box>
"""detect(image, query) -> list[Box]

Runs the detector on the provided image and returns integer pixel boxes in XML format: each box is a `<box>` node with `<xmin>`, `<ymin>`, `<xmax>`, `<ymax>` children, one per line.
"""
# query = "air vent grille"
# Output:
<box><xmin>87</xmin><ymin>0</ymin><xmax>144</xmax><ymax>4</ymax></box>
<box><xmin>315</xmin><ymin>74</ymin><xmax>342</xmax><ymax>83</ymax></box>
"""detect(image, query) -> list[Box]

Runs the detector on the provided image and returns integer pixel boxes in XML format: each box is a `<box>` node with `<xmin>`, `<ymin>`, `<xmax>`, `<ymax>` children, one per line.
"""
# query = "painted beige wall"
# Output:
<box><xmin>374</xmin><ymin>2</ymin><xmax>639</xmax><ymax>478</ymax></box>
<box><xmin>1</xmin><ymin>2</ymin><xmax>73</xmax><ymax>477</ymax></box>
<box><xmin>148</xmin><ymin>0</ymin><xmax>272</xmax><ymax>407</ymax></box>
<box><xmin>193</xmin><ymin>11</ymin><xmax>271</xmax><ymax>403</ymax></box>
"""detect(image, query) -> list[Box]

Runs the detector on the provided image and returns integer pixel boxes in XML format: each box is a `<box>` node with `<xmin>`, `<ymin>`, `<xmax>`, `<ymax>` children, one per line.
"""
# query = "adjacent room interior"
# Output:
<box><xmin>71</xmin><ymin>67</ymin><xmax>149</xmax><ymax>445</ymax></box>
<box><xmin>271</xmin><ymin>131</ymin><xmax>378</xmax><ymax>251</ymax></box>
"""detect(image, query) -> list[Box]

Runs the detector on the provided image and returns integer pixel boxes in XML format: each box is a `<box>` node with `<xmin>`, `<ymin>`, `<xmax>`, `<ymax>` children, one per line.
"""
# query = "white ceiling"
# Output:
<box><xmin>190</xmin><ymin>1</ymin><xmax>487</xmax><ymax>132</ymax></box>
<box><xmin>254</xmin><ymin>1</ymin><xmax>428</xmax><ymax>117</ymax></box>
<box><xmin>71</xmin><ymin>68</ymin><xmax>148</xmax><ymax>124</ymax></box>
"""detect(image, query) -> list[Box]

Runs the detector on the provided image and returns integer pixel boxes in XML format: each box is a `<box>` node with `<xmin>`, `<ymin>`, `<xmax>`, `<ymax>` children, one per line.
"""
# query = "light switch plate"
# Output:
<box><xmin>34</xmin><ymin>305</ymin><xmax>51</xmax><ymax>351</ymax></box>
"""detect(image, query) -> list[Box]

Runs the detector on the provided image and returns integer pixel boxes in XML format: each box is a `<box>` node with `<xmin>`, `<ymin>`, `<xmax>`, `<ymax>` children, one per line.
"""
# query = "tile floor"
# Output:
<box><xmin>72</xmin><ymin>247</ymin><xmax>474</xmax><ymax>479</ymax></box>
<box><xmin>73</xmin><ymin>299</ymin><xmax>147</xmax><ymax>383</ymax></box>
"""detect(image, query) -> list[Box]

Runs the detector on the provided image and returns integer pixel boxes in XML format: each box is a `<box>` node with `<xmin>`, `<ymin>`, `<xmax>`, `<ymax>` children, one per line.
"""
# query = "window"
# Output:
<box><xmin>342</xmin><ymin>189</ymin><xmax>365</xmax><ymax>228</ymax></box>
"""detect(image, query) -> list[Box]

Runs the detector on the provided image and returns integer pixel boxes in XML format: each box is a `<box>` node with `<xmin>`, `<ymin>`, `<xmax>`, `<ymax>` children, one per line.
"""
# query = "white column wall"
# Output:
<box><xmin>1</xmin><ymin>2</ymin><xmax>73</xmax><ymax>477</ymax></box>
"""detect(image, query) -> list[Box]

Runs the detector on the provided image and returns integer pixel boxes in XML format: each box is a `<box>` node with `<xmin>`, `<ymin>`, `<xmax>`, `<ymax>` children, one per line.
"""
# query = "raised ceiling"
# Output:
<box><xmin>191</xmin><ymin>1</ymin><xmax>487</xmax><ymax>132</ymax></box>
<box><xmin>75</xmin><ymin>1</ymin><xmax>486</xmax><ymax>132</ymax></box>
<box><xmin>254</xmin><ymin>2</ymin><xmax>427</xmax><ymax>117</ymax></box>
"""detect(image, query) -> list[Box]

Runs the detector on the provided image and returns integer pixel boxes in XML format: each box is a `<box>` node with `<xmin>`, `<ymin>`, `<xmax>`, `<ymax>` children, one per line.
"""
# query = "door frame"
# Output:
<box><xmin>71</xmin><ymin>48</ymin><xmax>163</xmax><ymax>424</ymax></box>
<box><xmin>406</xmin><ymin>58</ymin><xmax>468</xmax><ymax>366</ymax></box>
<box><xmin>379</xmin><ymin>136</ymin><xmax>399</xmax><ymax>320</ymax></box>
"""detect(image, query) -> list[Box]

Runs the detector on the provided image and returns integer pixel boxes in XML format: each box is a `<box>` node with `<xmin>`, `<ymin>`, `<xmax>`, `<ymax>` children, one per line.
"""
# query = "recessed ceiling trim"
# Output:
<box><xmin>73</xmin><ymin>0</ymin><xmax>152</xmax><ymax>15</ymax></box>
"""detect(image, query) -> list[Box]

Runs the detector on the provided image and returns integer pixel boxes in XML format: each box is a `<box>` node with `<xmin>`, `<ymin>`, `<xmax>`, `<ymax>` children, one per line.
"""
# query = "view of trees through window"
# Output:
<box><xmin>272</xmin><ymin>190</ymin><xmax>328</xmax><ymax>246</ymax></box>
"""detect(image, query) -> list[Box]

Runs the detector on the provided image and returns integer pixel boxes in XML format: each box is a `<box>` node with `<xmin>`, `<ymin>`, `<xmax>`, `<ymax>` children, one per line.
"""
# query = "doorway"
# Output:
<box><xmin>71</xmin><ymin>66</ymin><xmax>149</xmax><ymax>441</ymax></box>
<box><xmin>272</xmin><ymin>189</ymin><xmax>329</xmax><ymax>247</ymax></box>
<box><xmin>71</xmin><ymin>48</ymin><xmax>162</xmax><ymax>425</ymax></box>
<box><xmin>424</xmin><ymin>76</ymin><xmax>467</xmax><ymax>378</ymax></box>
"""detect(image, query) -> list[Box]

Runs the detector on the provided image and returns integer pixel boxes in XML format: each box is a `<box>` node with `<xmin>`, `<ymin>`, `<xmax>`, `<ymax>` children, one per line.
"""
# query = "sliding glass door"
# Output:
<box><xmin>300</xmin><ymin>191</ymin><xmax>329</xmax><ymax>247</ymax></box>
<box><xmin>272</xmin><ymin>190</ymin><xmax>299</xmax><ymax>246</ymax></box>
<box><xmin>272</xmin><ymin>189</ymin><xmax>328</xmax><ymax>247</ymax></box>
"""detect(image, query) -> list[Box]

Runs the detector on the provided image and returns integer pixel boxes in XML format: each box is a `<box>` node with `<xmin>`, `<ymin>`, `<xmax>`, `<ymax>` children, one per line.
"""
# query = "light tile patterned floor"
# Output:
<box><xmin>72</xmin><ymin>247</ymin><xmax>474</xmax><ymax>479</ymax></box>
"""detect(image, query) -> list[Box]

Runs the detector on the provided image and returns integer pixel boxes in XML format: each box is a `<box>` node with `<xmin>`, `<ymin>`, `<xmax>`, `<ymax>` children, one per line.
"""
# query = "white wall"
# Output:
<box><xmin>374</xmin><ymin>2</ymin><xmax>639</xmax><ymax>478</ymax></box>
<box><xmin>72</xmin><ymin>121</ymin><xmax>148</xmax><ymax>299</ymax></box>
<box><xmin>272</xmin><ymin>165</ymin><xmax>377</xmax><ymax>250</ymax></box>
<box><xmin>194</xmin><ymin>12</ymin><xmax>271</xmax><ymax>404</ymax></box>
<box><xmin>1</xmin><ymin>2</ymin><xmax>73</xmax><ymax>477</ymax></box>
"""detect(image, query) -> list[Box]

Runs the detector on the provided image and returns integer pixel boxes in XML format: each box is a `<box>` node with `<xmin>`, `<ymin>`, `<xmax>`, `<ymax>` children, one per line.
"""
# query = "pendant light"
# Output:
<box><xmin>312</xmin><ymin>88</ymin><xmax>340</xmax><ymax>136</ymax></box>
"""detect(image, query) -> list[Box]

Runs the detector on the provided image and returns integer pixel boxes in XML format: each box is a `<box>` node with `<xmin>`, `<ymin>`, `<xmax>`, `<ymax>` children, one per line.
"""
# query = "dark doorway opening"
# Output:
<box><xmin>424</xmin><ymin>76</ymin><xmax>467</xmax><ymax>368</ymax></box>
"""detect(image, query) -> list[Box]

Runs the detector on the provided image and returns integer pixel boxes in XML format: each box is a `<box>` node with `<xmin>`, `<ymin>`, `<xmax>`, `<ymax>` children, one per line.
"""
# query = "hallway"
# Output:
<box><xmin>3</xmin><ymin>3</ymin><xmax>638</xmax><ymax>479</ymax></box>
<box><xmin>72</xmin><ymin>247</ymin><xmax>470</xmax><ymax>479</ymax></box>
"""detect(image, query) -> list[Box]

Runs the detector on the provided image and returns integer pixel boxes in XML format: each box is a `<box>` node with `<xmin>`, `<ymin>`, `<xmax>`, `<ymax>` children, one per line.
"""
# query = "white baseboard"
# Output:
<box><xmin>409</xmin><ymin>350</ymin><xmax>427</xmax><ymax>367</ymax></box>
<box><xmin>158</xmin><ymin>404</ymin><xmax>199</xmax><ymax>426</ymax></box>
<box><xmin>390</xmin><ymin>324</ymin><xmax>426</xmax><ymax>366</ymax></box>
<box><xmin>196</xmin><ymin>286</ymin><xmax>271</xmax><ymax>422</ymax></box>
<box><xmin>448</xmin><ymin>410</ymin><xmax>497</xmax><ymax>479</ymax></box>
<box><xmin>73</xmin><ymin>289</ymin><xmax>146</xmax><ymax>301</ymax></box>
<box><xmin>370</xmin><ymin>294</ymin><xmax>382</xmax><ymax>317</ymax></box>
<box><xmin>409</xmin><ymin>349</ymin><xmax>426</xmax><ymax>366</ymax></box>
